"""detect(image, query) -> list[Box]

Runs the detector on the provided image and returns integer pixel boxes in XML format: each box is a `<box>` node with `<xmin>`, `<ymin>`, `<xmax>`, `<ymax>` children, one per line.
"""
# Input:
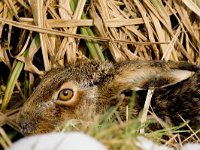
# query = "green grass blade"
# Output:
<box><xmin>1</xmin><ymin>60</ymin><xmax>24</xmax><ymax>111</ymax></box>
<box><xmin>70</xmin><ymin>0</ymin><xmax>105</xmax><ymax>61</ymax></box>
<box><xmin>79</xmin><ymin>27</ymin><xmax>100</xmax><ymax>59</ymax></box>
<box><xmin>197</xmin><ymin>0</ymin><xmax>200</xmax><ymax>8</ymax></box>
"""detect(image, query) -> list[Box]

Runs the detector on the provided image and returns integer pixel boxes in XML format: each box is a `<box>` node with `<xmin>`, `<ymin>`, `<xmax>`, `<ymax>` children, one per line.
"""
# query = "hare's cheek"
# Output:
<box><xmin>58</xmin><ymin>100</ymin><xmax>96</xmax><ymax>123</ymax></box>
<box><xmin>33</xmin><ymin>119</ymin><xmax>58</xmax><ymax>134</ymax></box>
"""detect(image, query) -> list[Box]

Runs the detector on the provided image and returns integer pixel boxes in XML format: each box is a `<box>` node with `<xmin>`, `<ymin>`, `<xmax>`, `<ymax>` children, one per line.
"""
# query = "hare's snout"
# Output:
<box><xmin>17</xmin><ymin>100</ymin><xmax>60</xmax><ymax>135</ymax></box>
<box><xmin>17</xmin><ymin>107</ymin><xmax>40</xmax><ymax>135</ymax></box>
<box><xmin>17</xmin><ymin>109</ymin><xmax>60</xmax><ymax>135</ymax></box>
<box><xmin>17</xmin><ymin>115</ymin><xmax>36</xmax><ymax>135</ymax></box>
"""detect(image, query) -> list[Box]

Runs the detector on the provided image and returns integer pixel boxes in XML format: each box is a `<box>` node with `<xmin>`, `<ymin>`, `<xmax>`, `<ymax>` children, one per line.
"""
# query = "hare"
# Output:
<box><xmin>17</xmin><ymin>60</ymin><xmax>200</xmax><ymax>136</ymax></box>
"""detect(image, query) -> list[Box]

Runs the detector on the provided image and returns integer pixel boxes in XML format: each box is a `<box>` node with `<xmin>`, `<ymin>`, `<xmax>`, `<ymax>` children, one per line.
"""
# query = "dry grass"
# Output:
<box><xmin>0</xmin><ymin>0</ymin><xmax>200</xmax><ymax>149</ymax></box>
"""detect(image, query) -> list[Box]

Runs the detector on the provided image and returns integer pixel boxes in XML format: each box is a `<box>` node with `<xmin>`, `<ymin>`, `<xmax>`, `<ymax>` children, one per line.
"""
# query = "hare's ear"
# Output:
<box><xmin>110</xmin><ymin>61</ymin><xmax>196</xmax><ymax>91</ymax></box>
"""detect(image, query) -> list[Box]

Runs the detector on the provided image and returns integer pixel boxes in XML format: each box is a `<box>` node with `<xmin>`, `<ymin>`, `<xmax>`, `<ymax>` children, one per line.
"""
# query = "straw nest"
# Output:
<box><xmin>0</xmin><ymin>0</ymin><xmax>200</xmax><ymax>149</ymax></box>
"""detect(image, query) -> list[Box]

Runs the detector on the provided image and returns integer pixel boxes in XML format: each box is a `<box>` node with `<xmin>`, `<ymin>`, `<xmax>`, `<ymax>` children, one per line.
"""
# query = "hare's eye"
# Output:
<box><xmin>58</xmin><ymin>89</ymin><xmax>73</xmax><ymax>101</ymax></box>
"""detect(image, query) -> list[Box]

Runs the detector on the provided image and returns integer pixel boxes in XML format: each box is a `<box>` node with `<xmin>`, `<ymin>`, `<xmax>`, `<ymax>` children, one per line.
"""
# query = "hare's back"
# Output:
<box><xmin>152</xmin><ymin>70</ymin><xmax>200</xmax><ymax>130</ymax></box>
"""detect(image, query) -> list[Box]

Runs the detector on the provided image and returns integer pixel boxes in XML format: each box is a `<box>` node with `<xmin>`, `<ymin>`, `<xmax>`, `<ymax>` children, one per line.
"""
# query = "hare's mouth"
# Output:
<box><xmin>18</xmin><ymin>120</ymin><xmax>58</xmax><ymax>135</ymax></box>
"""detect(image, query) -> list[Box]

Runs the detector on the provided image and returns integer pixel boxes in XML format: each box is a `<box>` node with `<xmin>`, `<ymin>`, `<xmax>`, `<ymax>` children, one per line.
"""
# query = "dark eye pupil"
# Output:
<box><xmin>58</xmin><ymin>88</ymin><xmax>73</xmax><ymax>101</ymax></box>
<box><xmin>63</xmin><ymin>89</ymin><xmax>69</xmax><ymax>96</ymax></box>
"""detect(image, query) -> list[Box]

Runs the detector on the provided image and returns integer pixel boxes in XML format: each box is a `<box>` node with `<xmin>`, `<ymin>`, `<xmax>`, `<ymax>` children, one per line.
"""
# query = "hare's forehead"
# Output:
<box><xmin>40</xmin><ymin>73</ymin><xmax>95</xmax><ymax>90</ymax></box>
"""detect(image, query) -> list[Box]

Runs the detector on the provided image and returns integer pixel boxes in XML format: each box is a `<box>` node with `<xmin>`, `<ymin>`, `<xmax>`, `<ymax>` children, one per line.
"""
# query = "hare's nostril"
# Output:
<box><xmin>19</xmin><ymin>121</ymin><xmax>30</xmax><ymax>130</ymax></box>
<box><xmin>17</xmin><ymin>117</ymin><xmax>36</xmax><ymax>135</ymax></box>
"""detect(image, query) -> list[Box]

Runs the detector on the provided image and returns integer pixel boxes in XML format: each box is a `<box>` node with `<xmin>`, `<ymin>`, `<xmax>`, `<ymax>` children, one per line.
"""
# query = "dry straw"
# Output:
<box><xmin>0</xmin><ymin>0</ymin><xmax>199</xmax><ymax>149</ymax></box>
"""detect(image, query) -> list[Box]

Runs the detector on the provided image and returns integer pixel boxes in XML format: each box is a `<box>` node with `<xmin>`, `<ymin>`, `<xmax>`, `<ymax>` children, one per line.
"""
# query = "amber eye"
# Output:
<box><xmin>58</xmin><ymin>88</ymin><xmax>73</xmax><ymax>101</ymax></box>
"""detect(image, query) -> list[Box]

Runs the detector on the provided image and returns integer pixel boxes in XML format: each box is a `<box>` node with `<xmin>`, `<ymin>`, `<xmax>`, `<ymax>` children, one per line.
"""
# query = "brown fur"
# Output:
<box><xmin>17</xmin><ymin>60</ymin><xmax>200</xmax><ymax>136</ymax></box>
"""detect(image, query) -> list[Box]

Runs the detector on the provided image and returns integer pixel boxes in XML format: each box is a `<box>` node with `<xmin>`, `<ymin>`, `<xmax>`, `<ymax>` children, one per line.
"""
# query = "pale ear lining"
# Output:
<box><xmin>137</xmin><ymin>69</ymin><xmax>195</xmax><ymax>90</ymax></box>
<box><xmin>170</xmin><ymin>69</ymin><xmax>195</xmax><ymax>84</ymax></box>
<box><xmin>112</xmin><ymin>67</ymin><xmax>195</xmax><ymax>91</ymax></box>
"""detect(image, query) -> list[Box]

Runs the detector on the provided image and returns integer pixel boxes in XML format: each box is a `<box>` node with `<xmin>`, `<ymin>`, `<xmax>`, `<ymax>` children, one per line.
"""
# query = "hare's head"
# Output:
<box><xmin>17</xmin><ymin>60</ymin><xmax>198</xmax><ymax>135</ymax></box>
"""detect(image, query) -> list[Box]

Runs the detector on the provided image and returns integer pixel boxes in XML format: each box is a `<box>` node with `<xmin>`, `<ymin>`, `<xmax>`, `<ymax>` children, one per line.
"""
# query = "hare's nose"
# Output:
<box><xmin>17</xmin><ymin>115</ymin><xmax>36</xmax><ymax>135</ymax></box>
